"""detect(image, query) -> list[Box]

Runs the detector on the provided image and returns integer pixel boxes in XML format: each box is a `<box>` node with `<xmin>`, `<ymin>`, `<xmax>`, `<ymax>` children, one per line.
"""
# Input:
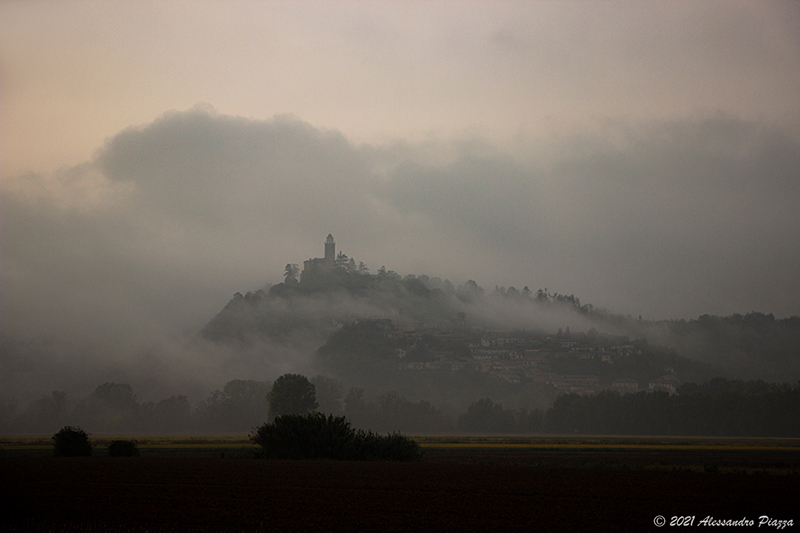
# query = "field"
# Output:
<box><xmin>2</xmin><ymin>435</ymin><xmax>799</xmax><ymax>532</ymax></box>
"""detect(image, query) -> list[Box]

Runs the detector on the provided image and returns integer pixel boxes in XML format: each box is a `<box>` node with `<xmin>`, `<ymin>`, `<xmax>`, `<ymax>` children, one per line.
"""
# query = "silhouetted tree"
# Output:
<box><xmin>457</xmin><ymin>280</ymin><xmax>484</xmax><ymax>303</ymax></box>
<box><xmin>22</xmin><ymin>391</ymin><xmax>67</xmax><ymax>433</ymax></box>
<box><xmin>151</xmin><ymin>395</ymin><xmax>192</xmax><ymax>433</ymax></box>
<box><xmin>458</xmin><ymin>398</ymin><xmax>516</xmax><ymax>433</ymax></box>
<box><xmin>311</xmin><ymin>375</ymin><xmax>344</xmax><ymax>415</ymax></box>
<box><xmin>267</xmin><ymin>374</ymin><xmax>318</xmax><ymax>419</ymax></box>
<box><xmin>107</xmin><ymin>440</ymin><xmax>139</xmax><ymax>457</ymax></box>
<box><xmin>53</xmin><ymin>426</ymin><xmax>92</xmax><ymax>457</ymax></box>
<box><xmin>335</xmin><ymin>252</ymin><xmax>350</xmax><ymax>270</ymax></box>
<box><xmin>73</xmin><ymin>382</ymin><xmax>139</xmax><ymax>433</ymax></box>
<box><xmin>250</xmin><ymin>412</ymin><xmax>422</xmax><ymax>461</ymax></box>
<box><xmin>284</xmin><ymin>263</ymin><xmax>299</xmax><ymax>284</ymax></box>
<box><xmin>373</xmin><ymin>391</ymin><xmax>448</xmax><ymax>433</ymax></box>
<box><xmin>93</xmin><ymin>382</ymin><xmax>137</xmax><ymax>407</ymax></box>
<box><xmin>200</xmin><ymin>379</ymin><xmax>271</xmax><ymax>431</ymax></box>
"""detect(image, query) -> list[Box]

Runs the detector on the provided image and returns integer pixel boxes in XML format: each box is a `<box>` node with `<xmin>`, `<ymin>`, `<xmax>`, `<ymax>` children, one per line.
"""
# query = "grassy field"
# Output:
<box><xmin>5</xmin><ymin>433</ymin><xmax>800</xmax><ymax>450</ymax></box>
<box><xmin>0</xmin><ymin>435</ymin><xmax>257</xmax><ymax>456</ymax></box>
<box><xmin>3</xmin><ymin>444</ymin><xmax>798</xmax><ymax>532</ymax></box>
<box><xmin>4</xmin><ymin>434</ymin><xmax>799</xmax><ymax>531</ymax></box>
<box><xmin>415</xmin><ymin>434</ymin><xmax>800</xmax><ymax>451</ymax></box>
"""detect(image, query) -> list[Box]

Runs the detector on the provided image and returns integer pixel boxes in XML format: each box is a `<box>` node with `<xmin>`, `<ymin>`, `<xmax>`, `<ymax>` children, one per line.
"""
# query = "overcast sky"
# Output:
<box><xmin>2</xmin><ymin>1</ymin><xmax>799</xmax><ymax>349</ymax></box>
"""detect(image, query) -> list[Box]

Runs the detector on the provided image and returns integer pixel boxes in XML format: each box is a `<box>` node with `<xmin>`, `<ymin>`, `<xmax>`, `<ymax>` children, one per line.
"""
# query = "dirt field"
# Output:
<box><xmin>2</xmin><ymin>448</ymin><xmax>798</xmax><ymax>532</ymax></box>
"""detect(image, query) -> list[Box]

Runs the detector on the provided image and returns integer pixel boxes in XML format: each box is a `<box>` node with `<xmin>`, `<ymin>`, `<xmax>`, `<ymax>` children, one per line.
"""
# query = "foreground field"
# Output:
<box><xmin>3</xmin><ymin>434</ymin><xmax>800</xmax><ymax>471</ymax></box>
<box><xmin>2</xmin><ymin>436</ymin><xmax>798</xmax><ymax>532</ymax></box>
<box><xmin>2</xmin><ymin>456</ymin><xmax>798</xmax><ymax>532</ymax></box>
<box><xmin>0</xmin><ymin>435</ymin><xmax>258</xmax><ymax>456</ymax></box>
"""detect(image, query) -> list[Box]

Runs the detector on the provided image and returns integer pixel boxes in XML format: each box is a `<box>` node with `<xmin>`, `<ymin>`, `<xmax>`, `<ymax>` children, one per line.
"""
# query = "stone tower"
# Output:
<box><xmin>324</xmin><ymin>234</ymin><xmax>335</xmax><ymax>265</ymax></box>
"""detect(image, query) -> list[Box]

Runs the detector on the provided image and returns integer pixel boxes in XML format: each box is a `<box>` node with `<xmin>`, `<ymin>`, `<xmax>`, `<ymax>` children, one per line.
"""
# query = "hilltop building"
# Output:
<box><xmin>302</xmin><ymin>234</ymin><xmax>336</xmax><ymax>280</ymax></box>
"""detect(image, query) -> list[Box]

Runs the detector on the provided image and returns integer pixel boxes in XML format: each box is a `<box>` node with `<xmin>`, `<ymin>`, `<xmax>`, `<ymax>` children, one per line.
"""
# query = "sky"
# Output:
<box><xmin>2</xmin><ymin>1</ymin><xmax>800</xmax><ymax>355</ymax></box>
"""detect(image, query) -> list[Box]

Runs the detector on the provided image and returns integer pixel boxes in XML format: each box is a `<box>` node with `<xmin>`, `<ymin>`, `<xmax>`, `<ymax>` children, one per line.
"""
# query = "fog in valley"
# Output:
<box><xmin>2</xmin><ymin>2</ymin><xmax>799</xmax><ymax>435</ymax></box>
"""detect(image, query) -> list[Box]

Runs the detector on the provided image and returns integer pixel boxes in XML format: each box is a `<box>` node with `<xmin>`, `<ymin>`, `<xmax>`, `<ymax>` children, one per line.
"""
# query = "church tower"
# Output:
<box><xmin>324</xmin><ymin>234</ymin><xmax>335</xmax><ymax>266</ymax></box>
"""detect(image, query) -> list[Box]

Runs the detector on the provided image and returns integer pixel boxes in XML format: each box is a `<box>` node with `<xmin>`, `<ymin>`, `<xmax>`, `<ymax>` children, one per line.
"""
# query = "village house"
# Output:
<box><xmin>558</xmin><ymin>375</ymin><xmax>601</xmax><ymax>387</ymax></box>
<box><xmin>493</xmin><ymin>372</ymin><xmax>522</xmax><ymax>384</ymax></box>
<box><xmin>612</xmin><ymin>377</ymin><xmax>640</xmax><ymax>393</ymax></box>
<box><xmin>648</xmin><ymin>375</ymin><xmax>680</xmax><ymax>394</ymax></box>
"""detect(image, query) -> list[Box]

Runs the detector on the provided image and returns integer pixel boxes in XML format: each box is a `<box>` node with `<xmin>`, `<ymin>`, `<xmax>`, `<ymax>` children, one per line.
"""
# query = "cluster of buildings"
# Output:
<box><xmin>361</xmin><ymin>318</ymin><xmax>680</xmax><ymax>396</ymax></box>
<box><xmin>303</xmin><ymin>235</ymin><xmax>680</xmax><ymax>396</ymax></box>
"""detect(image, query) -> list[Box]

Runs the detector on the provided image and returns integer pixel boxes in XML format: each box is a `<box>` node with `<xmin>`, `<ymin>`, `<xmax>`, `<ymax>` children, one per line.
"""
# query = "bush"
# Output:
<box><xmin>52</xmin><ymin>426</ymin><xmax>92</xmax><ymax>457</ymax></box>
<box><xmin>250</xmin><ymin>412</ymin><xmax>423</xmax><ymax>461</ymax></box>
<box><xmin>107</xmin><ymin>439</ymin><xmax>140</xmax><ymax>457</ymax></box>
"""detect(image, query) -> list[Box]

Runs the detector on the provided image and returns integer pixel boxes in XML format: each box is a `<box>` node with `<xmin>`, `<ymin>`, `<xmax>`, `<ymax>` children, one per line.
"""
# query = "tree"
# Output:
<box><xmin>23</xmin><ymin>391</ymin><xmax>67</xmax><ymax>433</ymax></box>
<box><xmin>311</xmin><ymin>375</ymin><xmax>344</xmax><ymax>415</ymax></box>
<box><xmin>52</xmin><ymin>426</ymin><xmax>92</xmax><ymax>457</ymax></box>
<box><xmin>199</xmin><ymin>379</ymin><xmax>271</xmax><ymax>431</ymax></box>
<box><xmin>374</xmin><ymin>391</ymin><xmax>446</xmax><ymax>433</ymax></box>
<box><xmin>458</xmin><ymin>398</ymin><xmax>516</xmax><ymax>434</ymax></box>
<box><xmin>92</xmin><ymin>382</ymin><xmax>136</xmax><ymax>407</ymax></box>
<box><xmin>522</xmin><ymin>286</ymin><xmax>532</xmax><ymax>299</ymax></box>
<box><xmin>151</xmin><ymin>395</ymin><xmax>191</xmax><ymax>433</ymax></box>
<box><xmin>343</xmin><ymin>387</ymin><xmax>371</xmax><ymax>428</ymax></box>
<box><xmin>267</xmin><ymin>374</ymin><xmax>318</xmax><ymax>419</ymax></box>
<box><xmin>76</xmin><ymin>382</ymin><xmax>139</xmax><ymax>433</ymax></box>
<box><xmin>537</xmin><ymin>288</ymin><xmax>549</xmax><ymax>301</ymax></box>
<box><xmin>457</xmin><ymin>280</ymin><xmax>484</xmax><ymax>302</ymax></box>
<box><xmin>108</xmin><ymin>440</ymin><xmax>139</xmax><ymax>457</ymax></box>
<box><xmin>250</xmin><ymin>412</ymin><xmax>422</xmax><ymax>461</ymax></box>
<box><xmin>284</xmin><ymin>263</ymin><xmax>299</xmax><ymax>284</ymax></box>
<box><xmin>335</xmin><ymin>252</ymin><xmax>350</xmax><ymax>270</ymax></box>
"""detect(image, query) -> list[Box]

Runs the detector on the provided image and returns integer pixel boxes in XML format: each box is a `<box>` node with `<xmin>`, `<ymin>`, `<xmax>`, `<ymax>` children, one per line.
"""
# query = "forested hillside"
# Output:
<box><xmin>203</xmin><ymin>265</ymin><xmax>800</xmax><ymax>383</ymax></box>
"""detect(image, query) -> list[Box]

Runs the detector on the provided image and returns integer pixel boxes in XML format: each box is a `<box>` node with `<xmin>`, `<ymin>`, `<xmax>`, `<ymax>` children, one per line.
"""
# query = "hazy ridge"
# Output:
<box><xmin>5</xmin><ymin>258</ymin><xmax>798</xmax><ymax>436</ymax></box>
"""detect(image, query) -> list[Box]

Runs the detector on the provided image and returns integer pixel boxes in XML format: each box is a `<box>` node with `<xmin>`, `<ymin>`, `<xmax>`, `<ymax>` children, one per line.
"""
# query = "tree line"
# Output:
<box><xmin>3</xmin><ymin>380</ymin><xmax>270</xmax><ymax>435</ymax></box>
<box><xmin>4</xmin><ymin>375</ymin><xmax>799</xmax><ymax>437</ymax></box>
<box><xmin>543</xmin><ymin>378</ymin><xmax>800</xmax><ymax>437</ymax></box>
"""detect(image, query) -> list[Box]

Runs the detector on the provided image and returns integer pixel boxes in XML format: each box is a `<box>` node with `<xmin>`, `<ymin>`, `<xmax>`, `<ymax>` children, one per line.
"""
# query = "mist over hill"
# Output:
<box><xmin>2</xmin><ymin>233</ymin><xmax>799</xmax><ymax>436</ymax></box>
<box><xmin>3</xmin><ymin>4</ymin><xmax>800</xmax><ymax>437</ymax></box>
<box><xmin>201</xmin><ymin>240</ymin><xmax>800</xmax><ymax>386</ymax></box>
<box><xmin>2</xmin><ymin>245</ymin><xmax>799</xmax><ymax>435</ymax></box>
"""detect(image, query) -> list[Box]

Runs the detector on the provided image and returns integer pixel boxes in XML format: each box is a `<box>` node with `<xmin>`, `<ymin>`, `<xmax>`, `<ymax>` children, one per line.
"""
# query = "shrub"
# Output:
<box><xmin>52</xmin><ymin>426</ymin><xmax>92</xmax><ymax>457</ymax></box>
<box><xmin>107</xmin><ymin>439</ymin><xmax>140</xmax><ymax>457</ymax></box>
<box><xmin>352</xmin><ymin>431</ymin><xmax>425</xmax><ymax>462</ymax></box>
<box><xmin>250</xmin><ymin>412</ymin><xmax>423</xmax><ymax>461</ymax></box>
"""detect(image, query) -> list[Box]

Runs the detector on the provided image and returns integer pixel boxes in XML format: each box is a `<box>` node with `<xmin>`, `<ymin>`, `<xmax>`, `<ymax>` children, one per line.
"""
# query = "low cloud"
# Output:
<box><xmin>2</xmin><ymin>105</ymin><xmax>799</xmax><ymax>397</ymax></box>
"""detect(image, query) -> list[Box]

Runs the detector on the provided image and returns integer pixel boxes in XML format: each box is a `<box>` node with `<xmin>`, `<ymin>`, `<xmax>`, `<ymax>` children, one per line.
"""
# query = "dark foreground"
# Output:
<box><xmin>2</xmin><ymin>450</ymin><xmax>798</xmax><ymax>532</ymax></box>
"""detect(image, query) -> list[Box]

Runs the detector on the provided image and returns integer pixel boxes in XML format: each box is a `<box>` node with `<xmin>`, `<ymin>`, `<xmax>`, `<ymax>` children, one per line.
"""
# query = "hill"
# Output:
<box><xmin>202</xmin><ymin>247</ymin><xmax>800</xmax><ymax>387</ymax></box>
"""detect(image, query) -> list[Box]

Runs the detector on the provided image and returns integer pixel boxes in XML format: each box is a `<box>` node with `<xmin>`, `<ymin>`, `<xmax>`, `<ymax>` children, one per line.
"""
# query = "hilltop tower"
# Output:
<box><xmin>302</xmin><ymin>234</ymin><xmax>337</xmax><ymax>281</ymax></box>
<box><xmin>324</xmin><ymin>234</ymin><xmax>335</xmax><ymax>266</ymax></box>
